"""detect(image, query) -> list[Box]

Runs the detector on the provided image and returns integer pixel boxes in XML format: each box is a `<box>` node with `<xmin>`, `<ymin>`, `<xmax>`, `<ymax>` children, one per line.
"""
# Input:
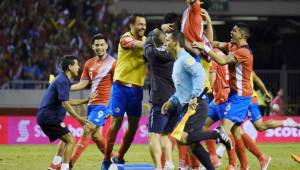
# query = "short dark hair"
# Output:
<box><xmin>202</xmin><ymin>0</ymin><xmax>212</xmax><ymax>10</ymax></box>
<box><xmin>128</xmin><ymin>13</ymin><xmax>145</xmax><ymax>25</ymax></box>
<box><xmin>92</xmin><ymin>33</ymin><xmax>107</xmax><ymax>44</ymax></box>
<box><xmin>236</xmin><ymin>22</ymin><xmax>251</xmax><ymax>39</ymax></box>
<box><xmin>170</xmin><ymin>31</ymin><xmax>185</xmax><ymax>47</ymax></box>
<box><xmin>152</xmin><ymin>29</ymin><xmax>164</xmax><ymax>47</ymax></box>
<box><xmin>61</xmin><ymin>55</ymin><xmax>77</xmax><ymax>72</ymax></box>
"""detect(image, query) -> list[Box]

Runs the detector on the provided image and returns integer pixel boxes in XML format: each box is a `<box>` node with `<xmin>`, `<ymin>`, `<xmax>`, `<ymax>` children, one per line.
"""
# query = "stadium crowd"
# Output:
<box><xmin>0</xmin><ymin>0</ymin><xmax>129</xmax><ymax>86</ymax></box>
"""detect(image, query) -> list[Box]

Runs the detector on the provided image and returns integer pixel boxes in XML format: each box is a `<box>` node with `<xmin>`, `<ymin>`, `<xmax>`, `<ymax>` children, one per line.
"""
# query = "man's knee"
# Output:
<box><xmin>63</xmin><ymin>133</ymin><xmax>76</xmax><ymax>145</ymax></box>
<box><xmin>127</xmin><ymin>116</ymin><xmax>140</xmax><ymax>131</ymax></box>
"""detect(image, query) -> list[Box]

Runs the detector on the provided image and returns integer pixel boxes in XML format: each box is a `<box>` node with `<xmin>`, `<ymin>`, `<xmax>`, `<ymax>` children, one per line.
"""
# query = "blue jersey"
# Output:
<box><xmin>37</xmin><ymin>73</ymin><xmax>71</xmax><ymax>124</ymax></box>
<box><xmin>170</xmin><ymin>49</ymin><xmax>206</xmax><ymax>105</ymax></box>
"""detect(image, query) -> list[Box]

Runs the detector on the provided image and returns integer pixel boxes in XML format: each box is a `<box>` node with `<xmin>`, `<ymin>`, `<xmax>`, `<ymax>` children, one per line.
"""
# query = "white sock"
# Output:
<box><xmin>165</xmin><ymin>161</ymin><xmax>175</xmax><ymax>169</ymax></box>
<box><xmin>60</xmin><ymin>163</ymin><xmax>69</xmax><ymax>170</ymax></box>
<box><xmin>52</xmin><ymin>155</ymin><xmax>62</xmax><ymax>165</ymax></box>
<box><xmin>216</xmin><ymin>144</ymin><xmax>226</xmax><ymax>158</ymax></box>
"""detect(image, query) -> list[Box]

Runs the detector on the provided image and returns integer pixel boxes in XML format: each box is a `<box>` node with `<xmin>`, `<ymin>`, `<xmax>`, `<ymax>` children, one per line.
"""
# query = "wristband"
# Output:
<box><xmin>204</xmin><ymin>45</ymin><xmax>212</xmax><ymax>53</ymax></box>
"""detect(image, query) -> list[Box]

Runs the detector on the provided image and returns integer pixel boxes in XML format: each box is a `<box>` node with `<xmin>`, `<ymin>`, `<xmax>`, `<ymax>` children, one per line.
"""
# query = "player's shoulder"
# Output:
<box><xmin>236</xmin><ymin>47</ymin><xmax>252</xmax><ymax>57</ymax></box>
<box><xmin>53</xmin><ymin>73</ymin><xmax>69</xmax><ymax>85</ymax></box>
<box><xmin>84</xmin><ymin>57</ymin><xmax>96</xmax><ymax>65</ymax></box>
<box><xmin>107</xmin><ymin>55</ymin><xmax>116</xmax><ymax>62</ymax></box>
<box><xmin>121</xmin><ymin>32</ymin><xmax>133</xmax><ymax>39</ymax></box>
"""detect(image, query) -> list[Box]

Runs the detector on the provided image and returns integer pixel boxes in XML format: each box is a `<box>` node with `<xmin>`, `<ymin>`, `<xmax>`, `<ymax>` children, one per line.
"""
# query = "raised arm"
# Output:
<box><xmin>253</xmin><ymin>71</ymin><xmax>272</xmax><ymax>100</ymax></box>
<box><xmin>212</xmin><ymin>41</ymin><xmax>227</xmax><ymax>50</ymax></box>
<box><xmin>192</xmin><ymin>42</ymin><xmax>236</xmax><ymax>65</ymax></box>
<box><xmin>202</xmin><ymin>9</ymin><xmax>213</xmax><ymax>42</ymax></box>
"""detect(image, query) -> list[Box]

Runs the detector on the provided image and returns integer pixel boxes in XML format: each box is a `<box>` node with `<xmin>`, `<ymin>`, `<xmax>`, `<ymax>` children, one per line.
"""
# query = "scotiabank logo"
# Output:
<box><xmin>16</xmin><ymin>120</ymin><xmax>30</xmax><ymax>142</ymax></box>
<box><xmin>265</xmin><ymin>127</ymin><xmax>300</xmax><ymax>137</ymax></box>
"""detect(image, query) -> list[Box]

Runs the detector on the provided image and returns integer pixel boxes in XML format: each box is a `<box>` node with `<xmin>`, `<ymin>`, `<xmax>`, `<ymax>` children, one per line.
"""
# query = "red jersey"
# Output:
<box><xmin>81</xmin><ymin>55</ymin><xmax>116</xmax><ymax>105</ymax></box>
<box><xmin>226</xmin><ymin>43</ymin><xmax>253</xmax><ymax>96</ymax></box>
<box><xmin>210</xmin><ymin>49</ymin><xmax>230</xmax><ymax>104</ymax></box>
<box><xmin>181</xmin><ymin>0</ymin><xmax>204</xmax><ymax>43</ymax></box>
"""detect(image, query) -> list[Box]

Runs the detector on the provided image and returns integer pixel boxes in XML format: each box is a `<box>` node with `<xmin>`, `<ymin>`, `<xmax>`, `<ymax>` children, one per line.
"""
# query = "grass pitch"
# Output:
<box><xmin>0</xmin><ymin>143</ymin><xmax>300</xmax><ymax>170</ymax></box>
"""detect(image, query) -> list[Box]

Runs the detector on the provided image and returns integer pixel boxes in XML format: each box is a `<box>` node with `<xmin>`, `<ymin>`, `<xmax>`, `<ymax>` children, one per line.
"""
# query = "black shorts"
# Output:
<box><xmin>182</xmin><ymin>99</ymin><xmax>209</xmax><ymax>133</ymax></box>
<box><xmin>148</xmin><ymin>104</ymin><xmax>180</xmax><ymax>134</ymax></box>
<box><xmin>39</xmin><ymin>122</ymin><xmax>70</xmax><ymax>142</ymax></box>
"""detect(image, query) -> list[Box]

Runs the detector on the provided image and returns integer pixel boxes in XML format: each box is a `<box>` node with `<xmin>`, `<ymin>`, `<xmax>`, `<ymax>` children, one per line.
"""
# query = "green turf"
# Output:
<box><xmin>0</xmin><ymin>143</ymin><xmax>300</xmax><ymax>170</ymax></box>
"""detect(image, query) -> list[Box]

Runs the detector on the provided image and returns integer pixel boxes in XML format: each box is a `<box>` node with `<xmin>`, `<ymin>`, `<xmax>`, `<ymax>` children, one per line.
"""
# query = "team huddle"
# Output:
<box><xmin>36</xmin><ymin>0</ymin><xmax>300</xmax><ymax>170</ymax></box>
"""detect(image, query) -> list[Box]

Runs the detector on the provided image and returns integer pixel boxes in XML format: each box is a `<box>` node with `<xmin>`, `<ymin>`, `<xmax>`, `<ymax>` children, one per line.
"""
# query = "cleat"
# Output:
<box><xmin>284</xmin><ymin>118</ymin><xmax>300</xmax><ymax>128</ymax></box>
<box><xmin>69</xmin><ymin>161</ymin><xmax>73</xmax><ymax>170</ymax></box>
<box><xmin>259</xmin><ymin>155</ymin><xmax>271</xmax><ymax>170</ymax></box>
<box><xmin>101</xmin><ymin>160</ymin><xmax>112</xmax><ymax>170</ymax></box>
<box><xmin>291</xmin><ymin>154</ymin><xmax>300</xmax><ymax>164</ymax></box>
<box><xmin>111</xmin><ymin>156</ymin><xmax>125</xmax><ymax>164</ymax></box>
<box><xmin>216</xmin><ymin>127</ymin><xmax>233</xmax><ymax>151</ymax></box>
<box><xmin>48</xmin><ymin>163</ymin><xmax>61</xmax><ymax>170</ymax></box>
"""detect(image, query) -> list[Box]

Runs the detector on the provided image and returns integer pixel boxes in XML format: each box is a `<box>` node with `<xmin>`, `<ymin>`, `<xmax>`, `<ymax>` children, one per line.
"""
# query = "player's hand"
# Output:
<box><xmin>161</xmin><ymin>23</ymin><xmax>175</xmax><ymax>33</ymax></box>
<box><xmin>188</xmin><ymin>96</ymin><xmax>198</xmax><ymax>111</ymax></box>
<box><xmin>201</xmin><ymin>9</ymin><xmax>211</xmax><ymax>23</ymax></box>
<box><xmin>161</xmin><ymin>101</ymin><xmax>173</xmax><ymax>115</ymax></box>
<box><xmin>192</xmin><ymin>41</ymin><xmax>204</xmax><ymax>50</ymax></box>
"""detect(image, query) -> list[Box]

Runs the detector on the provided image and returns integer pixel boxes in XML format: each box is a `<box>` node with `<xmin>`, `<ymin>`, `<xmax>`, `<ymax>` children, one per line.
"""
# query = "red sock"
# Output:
<box><xmin>104</xmin><ymin>128</ymin><xmax>118</xmax><ymax>160</ymax></box>
<box><xmin>228</xmin><ymin>135</ymin><xmax>236</xmax><ymax>166</ymax></box>
<box><xmin>177</xmin><ymin>143</ymin><xmax>188</xmax><ymax>168</ymax></box>
<box><xmin>206</xmin><ymin>139</ymin><xmax>217</xmax><ymax>156</ymax></box>
<box><xmin>117</xmin><ymin>129</ymin><xmax>137</xmax><ymax>160</ymax></box>
<box><xmin>94</xmin><ymin>138</ymin><xmax>105</xmax><ymax>154</ymax></box>
<box><xmin>71</xmin><ymin>136</ymin><xmax>90</xmax><ymax>164</ymax></box>
<box><xmin>235</xmin><ymin>138</ymin><xmax>248</xmax><ymax>169</ymax></box>
<box><xmin>190</xmin><ymin>153</ymin><xmax>200</xmax><ymax>169</ymax></box>
<box><xmin>242</xmin><ymin>133</ymin><xmax>263</xmax><ymax>159</ymax></box>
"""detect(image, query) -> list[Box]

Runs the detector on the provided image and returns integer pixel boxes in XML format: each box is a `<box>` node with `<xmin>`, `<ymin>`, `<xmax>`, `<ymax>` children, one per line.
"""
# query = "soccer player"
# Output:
<box><xmin>37</xmin><ymin>55</ymin><xmax>90</xmax><ymax>170</ymax></box>
<box><xmin>162</xmin><ymin>31</ymin><xmax>232</xmax><ymax>170</ymax></box>
<box><xmin>69</xmin><ymin>33</ymin><xmax>116</xmax><ymax>168</ymax></box>
<box><xmin>144</xmin><ymin>28</ymin><xmax>175</xmax><ymax>170</ymax></box>
<box><xmin>249</xmin><ymin>72</ymin><xmax>300</xmax><ymax>131</ymax></box>
<box><xmin>181</xmin><ymin>1</ymin><xmax>218</xmax><ymax>167</ymax></box>
<box><xmin>193</xmin><ymin>23</ymin><xmax>254</xmax><ymax>170</ymax></box>
<box><xmin>101</xmin><ymin>13</ymin><xmax>147</xmax><ymax>169</ymax></box>
<box><xmin>204</xmin><ymin>49</ymin><xmax>230</xmax><ymax>167</ymax></box>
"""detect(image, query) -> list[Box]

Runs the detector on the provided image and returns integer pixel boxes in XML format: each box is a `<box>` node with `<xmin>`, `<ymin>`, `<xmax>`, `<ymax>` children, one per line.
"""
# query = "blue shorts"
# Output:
<box><xmin>109</xmin><ymin>82</ymin><xmax>143</xmax><ymax>117</ymax></box>
<box><xmin>248</xmin><ymin>103</ymin><xmax>262</xmax><ymax>122</ymax></box>
<box><xmin>87</xmin><ymin>105</ymin><xmax>109</xmax><ymax>126</ymax></box>
<box><xmin>223</xmin><ymin>92</ymin><xmax>251</xmax><ymax>124</ymax></box>
<box><xmin>208</xmin><ymin>101</ymin><xmax>226</xmax><ymax>122</ymax></box>
<box><xmin>148</xmin><ymin>105</ymin><xmax>170</xmax><ymax>134</ymax></box>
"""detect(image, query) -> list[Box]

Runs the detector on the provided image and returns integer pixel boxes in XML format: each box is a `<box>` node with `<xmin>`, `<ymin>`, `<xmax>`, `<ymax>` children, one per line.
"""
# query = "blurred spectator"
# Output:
<box><xmin>0</xmin><ymin>0</ymin><xmax>127</xmax><ymax>88</ymax></box>
<box><xmin>270</xmin><ymin>88</ymin><xmax>285</xmax><ymax>116</ymax></box>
